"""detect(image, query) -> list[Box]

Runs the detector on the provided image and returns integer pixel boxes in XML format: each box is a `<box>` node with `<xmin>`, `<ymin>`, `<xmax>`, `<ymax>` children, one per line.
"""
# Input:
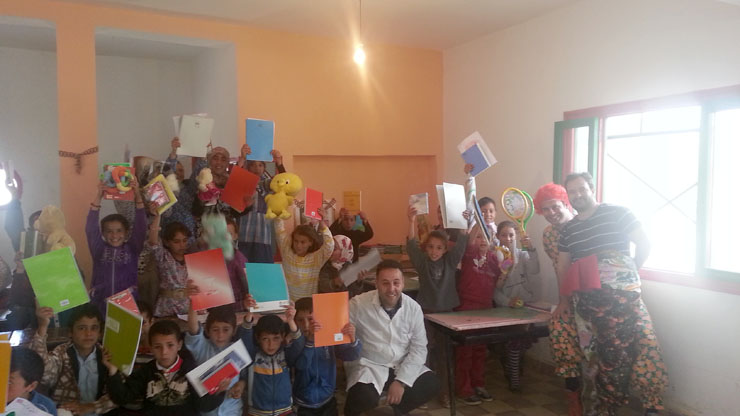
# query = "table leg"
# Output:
<box><xmin>445</xmin><ymin>334</ymin><xmax>456</xmax><ymax>416</ymax></box>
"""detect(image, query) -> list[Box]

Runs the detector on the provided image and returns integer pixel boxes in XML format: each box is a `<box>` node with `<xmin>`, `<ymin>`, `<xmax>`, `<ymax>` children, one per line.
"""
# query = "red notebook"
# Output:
<box><xmin>107</xmin><ymin>288</ymin><xmax>139</xmax><ymax>314</ymax></box>
<box><xmin>304</xmin><ymin>188</ymin><xmax>323</xmax><ymax>220</ymax></box>
<box><xmin>312</xmin><ymin>292</ymin><xmax>350</xmax><ymax>347</ymax></box>
<box><xmin>201</xmin><ymin>362</ymin><xmax>239</xmax><ymax>393</ymax></box>
<box><xmin>185</xmin><ymin>249</ymin><xmax>236</xmax><ymax>311</ymax></box>
<box><xmin>221</xmin><ymin>166</ymin><xmax>260</xmax><ymax>212</ymax></box>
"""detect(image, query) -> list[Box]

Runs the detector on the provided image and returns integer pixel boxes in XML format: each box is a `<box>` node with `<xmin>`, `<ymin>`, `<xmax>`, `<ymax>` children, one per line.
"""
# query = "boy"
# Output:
<box><xmin>293</xmin><ymin>297</ymin><xmax>361</xmax><ymax>416</ymax></box>
<box><xmin>241</xmin><ymin>297</ymin><xmax>305</xmax><ymax>416</ymax></box>
<box><xmin>7</xmin><ymin>347</ymin><xmax>58</xmax><ymax>415</ymax></box>
<box><xmin>30</xmin><ymin>303</ymin><xmax>117</xmax><ymax>416</ymax></box>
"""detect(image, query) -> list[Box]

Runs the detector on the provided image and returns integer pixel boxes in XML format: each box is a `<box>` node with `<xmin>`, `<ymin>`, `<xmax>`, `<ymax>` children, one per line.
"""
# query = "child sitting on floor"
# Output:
<box><xmin>292</xmin><ymin>297</ymin><xmax>361</xmax><ymax>415</ymax></box>
<box><xmin>104</xmin><ymin>319</ymin><xmax>226</xmax><ymax>415</ymax></box>
<box><xmin>7</xmin><ymin>347</ymin><xmax>58</xmax><ymax>415</ymax></box>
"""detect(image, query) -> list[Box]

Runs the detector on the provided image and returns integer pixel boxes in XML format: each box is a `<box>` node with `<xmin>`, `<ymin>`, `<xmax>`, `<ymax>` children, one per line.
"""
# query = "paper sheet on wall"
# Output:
<box><xmin>339</xmin><ymin>248</ymin><xmax>381</xmax><ymax>287</ymax></box>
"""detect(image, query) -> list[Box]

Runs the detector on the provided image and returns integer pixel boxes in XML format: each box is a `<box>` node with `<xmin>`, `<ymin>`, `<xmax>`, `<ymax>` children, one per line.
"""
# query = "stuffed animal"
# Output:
<box><xmin>265</xmin><ymin>172</ymin><xmax>303</xmax><ymax>219</ymax></box>
<box><xmin>201</xmin><ymin>213</ymin><xmax>234</xmax><ymax>260</ymax></box>
<box><xmin>165</xmin><ymin>173</ymin><xmax>180</xmax><ymax>194</ymax></box>
<box><xmin>196</xmin><ymin>168</ymin><xmax>220</xmax><ymax>206</ymax></box>
<box><xmin>34</xmin><ymin>205</ymin><xmax>76</xmax><ymax>255</ymax></box>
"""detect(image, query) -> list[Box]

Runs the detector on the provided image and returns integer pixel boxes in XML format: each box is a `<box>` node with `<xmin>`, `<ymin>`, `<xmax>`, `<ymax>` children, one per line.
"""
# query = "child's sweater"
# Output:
<box><xmin>86</xmin><ymin>208</ymin><xmax>147</xmax><ymax>312</ymax></box>
<box><xmin>406</xmin><ymin>234</ymin><xmax>469</xmax><ymax>312</ymax></box>
<box><xmin>457</xmin><ymin>244</ymin><xmax>500</xmax><ymax>308</ymax></box>
<box><xmin>292</xmin><ymin>339</ymin><xmax>362</xmax><ymax>408</ymax></box>
<box><xmin>107</xmin><ymin>355</ymin><xmax>224</xmax><ymax>416</ymax></box>
<box><xmin>242</xmin><ymin>325</ymin><xmax>305</xmax><ymax>416</ymax></box>
<box><xmin>275</xmin><ymin>219</ymin><xmax>335</xmax><ymax>302</ymax></box>
<box><xmin>494</xmin><ymin>248</ymin><xmax>539</xmax><ymax>307</ymax></box>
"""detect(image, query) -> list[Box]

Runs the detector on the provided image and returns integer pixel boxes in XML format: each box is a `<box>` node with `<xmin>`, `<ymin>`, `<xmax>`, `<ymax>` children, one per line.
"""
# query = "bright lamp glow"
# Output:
<box><xmin>353</xmin><ymin>44</ymin><xmax>366</xmax><ymax>65</ymax></box>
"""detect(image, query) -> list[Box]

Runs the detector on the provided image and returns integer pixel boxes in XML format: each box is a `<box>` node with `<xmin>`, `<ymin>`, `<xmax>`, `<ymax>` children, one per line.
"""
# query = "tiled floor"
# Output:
<box><xmin>335</xmin><ymin>354</ymin><xmax>682</xmax><ymax>416</ymax></box>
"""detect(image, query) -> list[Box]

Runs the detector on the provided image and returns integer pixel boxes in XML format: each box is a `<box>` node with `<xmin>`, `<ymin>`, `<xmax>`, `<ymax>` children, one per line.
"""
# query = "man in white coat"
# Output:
<box><xmin>344</xmin><ymin>259</ymin><xmax>440</xmax><ymax>416</ymax></box>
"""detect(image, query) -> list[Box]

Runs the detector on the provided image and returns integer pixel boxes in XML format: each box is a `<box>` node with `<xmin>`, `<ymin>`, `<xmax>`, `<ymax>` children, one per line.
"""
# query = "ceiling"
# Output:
<box><xmin>68</xmin><ymin>0</ymin><xmax>580</xmax><ymax>50</ymax></box>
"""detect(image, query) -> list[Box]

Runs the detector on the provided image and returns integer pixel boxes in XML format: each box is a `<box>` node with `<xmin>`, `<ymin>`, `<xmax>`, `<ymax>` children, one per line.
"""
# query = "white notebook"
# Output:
<box><xmin>175</xmin><ymin>114</ymin><xmax>214</xmax><ymax>158</ymax></box>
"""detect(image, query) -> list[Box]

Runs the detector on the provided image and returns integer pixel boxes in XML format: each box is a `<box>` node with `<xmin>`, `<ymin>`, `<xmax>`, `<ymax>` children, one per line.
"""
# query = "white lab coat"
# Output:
<box><xmin>344</xmin><ymin>290</ymin><xmax>431</xmax><ymax>394</ymax></box>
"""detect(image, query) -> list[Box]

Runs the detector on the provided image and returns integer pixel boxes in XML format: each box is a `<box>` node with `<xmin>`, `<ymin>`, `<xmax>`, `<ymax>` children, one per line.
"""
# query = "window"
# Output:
<box><xmin>555</xmin><ymin>86</ymin><xmax>740</xmax><ymax>281</ymax></box>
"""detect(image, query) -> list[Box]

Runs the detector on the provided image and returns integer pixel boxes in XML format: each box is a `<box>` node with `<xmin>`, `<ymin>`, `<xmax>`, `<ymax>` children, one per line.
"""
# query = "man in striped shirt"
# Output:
<box><xmin>555</xmin><ymin>172</ymin><xmax>667</xmax><ymax>416</ymax></box>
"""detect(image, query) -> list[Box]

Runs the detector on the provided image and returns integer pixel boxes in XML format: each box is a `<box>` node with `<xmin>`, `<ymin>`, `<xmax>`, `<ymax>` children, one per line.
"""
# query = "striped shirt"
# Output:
<box><xmin>558</xmin><ymin>204</ymin><xmax>640</xmax><ymax>262</ymax></box>
<box><xmin>275</xmin><ymin>220</ymin><xmax>335</xmax><ymax>301</ymax></box>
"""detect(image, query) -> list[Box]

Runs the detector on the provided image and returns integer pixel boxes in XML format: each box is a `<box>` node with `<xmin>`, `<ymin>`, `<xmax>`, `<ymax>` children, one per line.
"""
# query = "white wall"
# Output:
<box><xmin>443</xmin><ymin>0</ymin><xmax>740</xmax><ymax>414</ymax></box>
<box><xmin>192</xmin><ymin>45</ymin><xmax>238</xmax><ymax>151</ymax></box>
<box><xmin>0</xmin><ymin>46</ymin><xmax>59</xmax><ymax>265</ymax></box>
<box><xmin>96</xmin><ymin>54</ymin><xmax>194</xmax><ymax>167</ymax></box>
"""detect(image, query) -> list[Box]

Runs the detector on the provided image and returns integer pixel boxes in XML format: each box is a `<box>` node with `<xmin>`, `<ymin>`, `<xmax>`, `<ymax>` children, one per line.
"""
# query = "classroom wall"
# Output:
<box><xmin>0</xmin><ymin>46</ymin><xmax>59</xmax><ymax>264</ymax></box>
<box><xmin>443</xmin><ymin>0</ymin><xmax>740</xmax><ymax>413</ymax></box>
<box><xmin>0</xmin><ymin>0</ymin><xmax>443</xmax><ymax>274</ymax></box>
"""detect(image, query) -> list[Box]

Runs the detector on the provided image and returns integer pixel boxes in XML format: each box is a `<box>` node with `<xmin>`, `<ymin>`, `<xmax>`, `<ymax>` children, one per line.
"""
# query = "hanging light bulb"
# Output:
<box><xmin>353</xmin><ymin>44</ymin><xmax>366</xmax><ymax>65</ymax></box>
<box><xmin>354</xmin><ymin>0</ymin><xmax>366</xmax><ymax>65</ymax></box>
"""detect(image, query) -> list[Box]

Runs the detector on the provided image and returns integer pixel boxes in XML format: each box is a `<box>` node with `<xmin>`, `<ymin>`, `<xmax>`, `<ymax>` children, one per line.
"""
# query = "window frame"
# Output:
<box><xmin>558</xmin><ymin>85</ymin><xmax>740</xmax><ymax>292</ymax></box>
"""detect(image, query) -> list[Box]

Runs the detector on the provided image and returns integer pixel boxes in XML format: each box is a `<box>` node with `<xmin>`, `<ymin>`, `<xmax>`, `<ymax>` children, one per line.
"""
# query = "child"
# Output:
<box><xmin>225</xmin><ymin>215</ymin><xmax>249</xmax><ymax>311</ymax></box>
<box><xmin>104</xmin><ymin>319</ymin><xmax>226</xmax><ymax>415</ymax></box>
<box><xmin>185</xmin><ymin>303</ymin><xmax>249</xmax><ymax>416</ymax></box>
<box><xmin>136</xmin><ymin>300</ymin><xmax>154</xmax><ymax>356</ymax></box>
<box><xmin>462</xmin><ymin>163</ymin><xmax>499</xmax><ymax>244</ymax></box>
<box><xmin>293</xmin><ymin>297</ymin><xmax>361</xmax><ymax>415</ymax></box>
<box><xmin>148</xmin><ymin>205</ymin><xmax>191</xmax><ymax>317</ymax></box>
<box><xmin>454</xmin><ymin>226</ymin><xmax>501</xmax><ymax>404</ymax></box>
<box><xmin>406</xmin><ymin>204</ymin><xmax>470</xmax><ymax>406</ymax></box>
<box><xmin>494</xmin><ymin>220</ymin><xmax>540</xmax><ymax>391</ymax></box>
<box><xmin>318</xmin><ymin>235</ymin><xmax>365</xmax><ymax>296</ymax></box>
<box><xmin>237</xmin><ymin>148</ymin><xmax>286</xmax><ymax>263</ymax></box>
<box><xmin>7</xmin><ymin>347</ymin><xmax>58</xmax><ymax>415</ymax></box>
<box><xmin>30</xmin><ymin>303</ymin><xmax>117</xmax><ymax>415</ymax></box>
<box><xmin>241</xmin><ymin>300</ymin><xmax>305</xmax><ymax>416</ymax></box>
<box><xmin>87</xmin><ymin>178</ymin><xmax>147</xmax><ymax>313</ymax></box>
<box><xmin>275</xmin><ymin>212</ymin><xmax>334</xmax><ymax>302</ymax></box>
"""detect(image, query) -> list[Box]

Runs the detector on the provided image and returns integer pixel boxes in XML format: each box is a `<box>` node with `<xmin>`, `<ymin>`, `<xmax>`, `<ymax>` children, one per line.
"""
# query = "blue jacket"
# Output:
<box><xmin>293</xmin><ymin>340</ymin><xmax>362</xmax><ymax>408</ymax></box>
<box><xmin>29</xmin><ymin>390</ymin><xmax>58</xmax><ymax>416</ymax></box>
<box><xmin>243</xmin><ymin>327</ymin><xmax>305</xmax><ymax>416</ymax></box>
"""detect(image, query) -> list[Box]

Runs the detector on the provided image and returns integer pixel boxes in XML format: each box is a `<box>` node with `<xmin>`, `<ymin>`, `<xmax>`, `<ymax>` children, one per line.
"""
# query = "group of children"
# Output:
<box><xmin>2</xmin><ymin>137</ymin><xmax>543</xmax><ymax>415</ymax></box>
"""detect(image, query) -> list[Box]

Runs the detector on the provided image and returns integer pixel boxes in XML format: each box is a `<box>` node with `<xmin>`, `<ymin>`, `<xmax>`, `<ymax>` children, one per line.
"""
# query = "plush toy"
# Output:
<box><xmin>494</xmin><ymin>244</ymin><xmax>514</xmax><ymax>286</ymax></box>
<box><xmin>196</xmin><ymin>168</ymin><xmax>220</xmax><ymax>206</ymax></box>
<box><xmin>165</xmin><ymin>173</ymin><xmax>180</xmax><ymax>194</ymax></box>
<box><xmin>34</xmin><ymin>205</ymin><xmax>76</xmax><ymax>255</ymax></box>
<box><xmin>265</xmin><ymin>172</ymin><xmax>303</xmax><ymax>219</ymax></box>
<box><xmin>201</xmin><ymin>213</ymin><xmax>234</xmax><ymax>260</ymax></box>
<box><xmin>102</xmin><ymin>165</ymin><xmax>133</xmax><ymax>194</ymax></box>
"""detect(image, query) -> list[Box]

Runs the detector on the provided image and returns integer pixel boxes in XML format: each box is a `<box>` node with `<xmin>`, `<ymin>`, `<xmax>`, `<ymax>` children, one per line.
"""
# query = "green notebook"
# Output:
<box><xmin>103</xmin><ymin>301</ymin><xmax>143</xmax><ymax>376</ymax></box>
<box><xmin>22</xmin><ymin>247</ymin><xmax>89</xmax><ymax>313</ymax></box>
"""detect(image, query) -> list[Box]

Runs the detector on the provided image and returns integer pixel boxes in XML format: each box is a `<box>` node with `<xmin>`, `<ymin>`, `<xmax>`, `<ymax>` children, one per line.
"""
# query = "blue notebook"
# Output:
<box><xmin>245</xmin><ymin>119</ymin><xmax>275</xmax><ymax>162</ymax></box>
<box><xmin>462</xmin><ymin>143</ymin><xmax>491</xmax><ymax>176</ymax></box>
<box><xmin>245</xmin><ymin>263</ymin><xmax>289</xmax><ymax>312</ymax></box>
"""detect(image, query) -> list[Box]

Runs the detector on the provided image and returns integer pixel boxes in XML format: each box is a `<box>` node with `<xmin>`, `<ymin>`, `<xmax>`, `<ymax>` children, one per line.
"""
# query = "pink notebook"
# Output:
<box><xmin>185</xmin><ymin>249</ymin><xmax>236</xmax><ymax>311</ymax></box>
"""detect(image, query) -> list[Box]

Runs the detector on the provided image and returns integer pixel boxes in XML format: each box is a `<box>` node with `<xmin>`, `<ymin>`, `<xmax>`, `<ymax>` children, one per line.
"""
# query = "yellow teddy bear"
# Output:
<box><xmin>34</xmin><ymin>205</ymin><xmax>76</xmax><ymax>255</ymax></box>
<box><xmin>265</xmin><ymin>172</ymin><xmax>303</xmax><ymax>219</ymax></box>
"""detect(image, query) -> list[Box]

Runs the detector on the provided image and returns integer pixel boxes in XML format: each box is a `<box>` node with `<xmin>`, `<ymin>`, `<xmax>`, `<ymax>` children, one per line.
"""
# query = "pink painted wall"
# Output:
<box><xmin>0</xmin><ymin>0</ymin><xmax>442</xmax><ymax>276</ymax></box>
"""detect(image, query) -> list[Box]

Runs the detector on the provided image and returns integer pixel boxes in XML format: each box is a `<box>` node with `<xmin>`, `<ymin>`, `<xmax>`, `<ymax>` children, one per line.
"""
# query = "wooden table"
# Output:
<box><xmin>425</xmin><ymin>308</ymin><xmax>551</xmax><ymax>416</ymax></box>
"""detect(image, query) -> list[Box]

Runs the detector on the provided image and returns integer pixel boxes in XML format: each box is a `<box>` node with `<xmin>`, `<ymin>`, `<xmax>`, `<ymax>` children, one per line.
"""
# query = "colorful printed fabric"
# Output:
<box><xmin>575</xmin><ymin>288</ymin><xmax>668</xmax><ymax>414</ymax></box>
<box><xmin>542</xmin><ymin>224</ymin><xmax>560</xmax><ymax>268</ymax></box>
<box><xmin>149</xmin><ymin>242</ymin><xmax>189</xmax><ymax>317</ymax></box>
<box><xmin>331</xmin><ymin>235</ymin><xmax>354</xmax><ymax>269</ymax></box>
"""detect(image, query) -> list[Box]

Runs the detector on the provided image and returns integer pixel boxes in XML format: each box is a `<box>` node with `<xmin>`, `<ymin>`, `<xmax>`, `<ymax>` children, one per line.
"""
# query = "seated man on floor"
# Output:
<box><xmin>344</xmin><ymin>259</ymin><xmax>439</xmax><ymax>416</ymax></box>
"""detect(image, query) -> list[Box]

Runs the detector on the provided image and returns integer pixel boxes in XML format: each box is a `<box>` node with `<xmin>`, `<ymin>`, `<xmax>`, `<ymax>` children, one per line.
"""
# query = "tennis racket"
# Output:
<box><xmin>500</xmin><ymin>187</ymin><xmax>534</xmax><ymax>238</ymax></box>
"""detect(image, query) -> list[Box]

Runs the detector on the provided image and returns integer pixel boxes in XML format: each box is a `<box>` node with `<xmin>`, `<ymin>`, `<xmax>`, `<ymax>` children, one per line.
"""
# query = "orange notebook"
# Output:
<box><xmin>221</xmin><ymin>166</ymin><xmax>260</xmax><ymax>212</ymax></box>
<box><xmin>0</xmin><ymin>341</ymin><xmax>10</xmax><ymax>412</ymax></box>
<box><xmin>312</xmin><ymin>292</ymin><xmax>350</xmax><ymax>347</ymax></box>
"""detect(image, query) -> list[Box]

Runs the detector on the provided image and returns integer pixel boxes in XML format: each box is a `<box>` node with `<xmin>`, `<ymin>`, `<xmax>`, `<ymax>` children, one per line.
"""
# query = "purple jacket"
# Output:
<box><xmin>86</xmin><ymin>208</ymin><xmax>147</xmax><ymax>312</ymax></box>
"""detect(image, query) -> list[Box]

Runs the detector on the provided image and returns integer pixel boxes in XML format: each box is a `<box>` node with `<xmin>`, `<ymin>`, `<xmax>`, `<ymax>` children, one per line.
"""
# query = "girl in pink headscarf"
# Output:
<box><xmin>317</xmin><ymin>235</ymin><xmax>366</xmax><ymax>296</ymax></box>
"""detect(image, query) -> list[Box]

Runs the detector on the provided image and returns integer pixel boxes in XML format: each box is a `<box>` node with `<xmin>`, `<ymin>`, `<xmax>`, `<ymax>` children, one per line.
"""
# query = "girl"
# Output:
<box><xmin>185</xmin><ymin>303</ymin><xmax>249</xmax><ymax>416</ymax></box>
<box><xmin>494</xmin><ymin>220</ymin><xmax>540</xmax><ymax>391</ymax></box>
<box><xmin>318</xmin><ymin>235</ymin><xmax>365</xmax><ymax>296</ymax></box>
<box><xmin>454</xmin><ymin>225</ymin><xmax>501</xmax><ymax>405</ymax></box>
<box><xmin>104</xmin><ymin>320</ymin><xmax>226</xmax><ymax>416</ymax></box>
<box><xmin>87</xmin><ymin>178</ymin><xmax>147</xmax><ymax>314</ymax></box>
<box><xmin>406</xmin><ymin>204</ymin><xmax>470</xmax><ymax>407</ymax></box>
<box><xmin>147</xmin><ymin>204</ymin><xmax>191</xmax><ymax>317</ymax></box>
<box><xmin>224</xmin><ymin>215</ymin><xmax>249</xmax><ymax>311</ymax></box>
<box><xmin>275</xmin><ymin>211</ymin><xmax>334</xmax><ymax>302</ymax></box>
<box><xmin>237</xmin><ymin>148</ymin><xmax>286</xmax><ymax>263</ymax></box>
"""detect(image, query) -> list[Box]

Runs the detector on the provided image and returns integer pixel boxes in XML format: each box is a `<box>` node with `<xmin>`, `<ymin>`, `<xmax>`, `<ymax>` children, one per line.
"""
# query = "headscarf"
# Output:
<box><xmin>331</xmin><ymin>235</ymin><xmax>354</xmax><ymax>270</ymax></box>
<box><xmin>533</xmin><ymin>183</ymin><xmax>571</xmax><ymax>215</ymax></box>
<box><xmin>207</xmin><ymin>146</ymin><xmax>231</xmax><ymax>187</ymax></box>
